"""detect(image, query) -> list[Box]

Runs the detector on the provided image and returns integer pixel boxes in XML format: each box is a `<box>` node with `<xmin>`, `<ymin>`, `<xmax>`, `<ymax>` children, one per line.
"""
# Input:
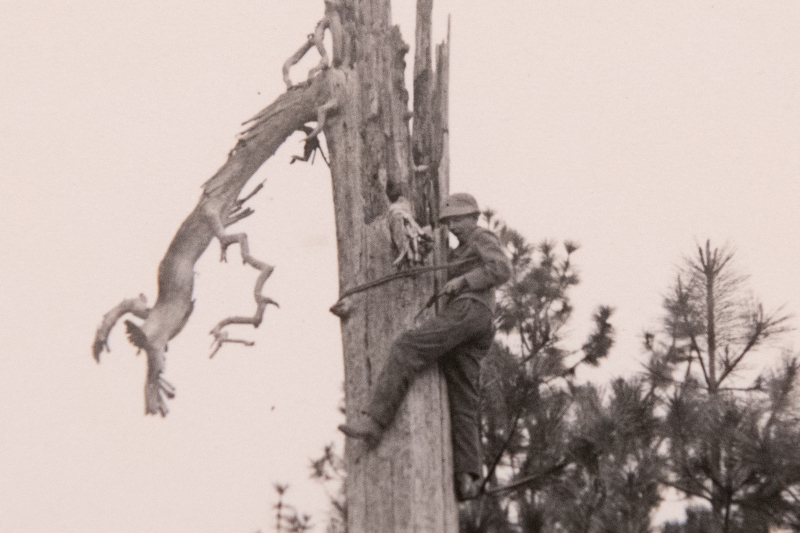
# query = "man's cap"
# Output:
<box><xmin>439</xmin><ymin>193</ymin><xmax>480</xmax><ymax>221</ymax></box>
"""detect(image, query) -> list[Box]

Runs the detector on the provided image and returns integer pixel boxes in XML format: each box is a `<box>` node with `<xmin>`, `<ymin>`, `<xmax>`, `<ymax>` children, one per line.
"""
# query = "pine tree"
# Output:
<box><xmin>645</xmin><ymin>241</ymin><xmax>800</xmax><ymax>532</ymax></box>
<box><xmin>464</xmin><ymin>214</ymin><xmax>630</xmax><ymax>532</ymax></box>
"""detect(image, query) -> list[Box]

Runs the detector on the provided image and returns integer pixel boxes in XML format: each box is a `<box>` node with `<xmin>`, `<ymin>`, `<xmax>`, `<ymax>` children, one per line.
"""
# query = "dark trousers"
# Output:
<box><xmin>365</xmin><ymin>298</ymin><xmax>494</xmax><ymax>478</ymax></box>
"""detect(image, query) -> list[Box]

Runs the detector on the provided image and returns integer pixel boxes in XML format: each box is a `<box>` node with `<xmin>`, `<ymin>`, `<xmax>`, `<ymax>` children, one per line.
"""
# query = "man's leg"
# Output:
<box><xmin>340</xmin><ymin>299</ymin><xmax>488</xmax><ymax>443</ymax></box>
<box><xmin>441</xmin><ymin>347</ymin><xmax>483</xmax><ymax>478</ymax></box>
<box><xmin>365</xmin><ymin>299</ymin><xmax>490</xmax><ymax>428</ymax></box>
<box><xmin>440</xmin><ymin>303</ymin><xmax>494</xmax><ymax>499</ymax></box>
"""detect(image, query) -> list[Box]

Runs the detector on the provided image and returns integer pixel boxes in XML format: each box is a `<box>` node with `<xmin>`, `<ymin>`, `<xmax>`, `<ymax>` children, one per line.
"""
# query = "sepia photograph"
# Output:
<box><xmin>2</xmin><ymin>1</ymin><xmax>800</xmax><ymax>532</ymax></box>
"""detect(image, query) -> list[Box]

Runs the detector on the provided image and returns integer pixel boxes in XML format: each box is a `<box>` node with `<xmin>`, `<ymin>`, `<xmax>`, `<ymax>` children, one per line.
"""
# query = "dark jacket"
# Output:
<box><xmin>447</xmin><ymin>226</ymin><xmax>512</xmax><ymax>312</ymax></box>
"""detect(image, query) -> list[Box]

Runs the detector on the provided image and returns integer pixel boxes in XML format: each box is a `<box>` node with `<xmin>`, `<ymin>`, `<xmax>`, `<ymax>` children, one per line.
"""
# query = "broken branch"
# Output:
<box><xmin>93</xmin><ymin>294</ymin><xmax>150</xmax><ymax>361</ymax></box>
<box><xmin>283</xmin><ymin>35</ymin><xmax>315</xmax><ymax>90</ymax></box>
<box><xmin>208</xmin><ymin>207</ymin><xmax>278</xmax><ymax>357</ymax></box>
<box><xmin>93</xmin><ymin>71</ymin><xmax>331</xmax><ymax>415</ymax></box>
<box><xmin>302</xmin><ymin>97</ymin><xmax>339</xmax><ymax>142</ymax></box>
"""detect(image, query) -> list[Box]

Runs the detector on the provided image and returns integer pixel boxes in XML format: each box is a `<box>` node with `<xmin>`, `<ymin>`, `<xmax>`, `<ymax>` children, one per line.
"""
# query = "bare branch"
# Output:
<box><xmin>94</xmin><ymin>72</ymin><xmax>329</xmax><ymax>415</ymax></box>
<box><xmin>307</xmin><ymin>18</ymin><xmax>330</xmax><ymax>80</ymax></box>
<box><xmin>302</xmin><ymin>97</ymin><xmax>339</xmax><ymax>142</ymax></box>
<box><xmin>93</xmin><ymin>294</ymin><xmax>150</xmax><ymax>361</ymax></box>
<box><xmin>237</xmin><ymin>180</ymin><xmax>266</xmax><ymax>206</ymax></box>
<box><xmin>208</xmin><ymin>331</ymin><xmax>255</xmax><ymax>359</ymax></box>
<box><xmin>282</xmin><ymin>35</ymin><xmax>315</xmax><ymax>90</ymax></box>
<box><xmin>207</xmin><ymin>207</ymin><xmax>278</xmax><ymax>358</ymax></box>
<box><xmin>483</xmin><ymin>460</ymin><xmax>569</xmax><ymax>496</ymax></box>
<box><xmin>280</xmin><ymin>5</ymin><xmax>339</xmax><ymax>91</ymax></box>
<box><xmin>223</xmin><ymin>207</ymin><xmax>254</xmax><ymax>228</ymax></box>
<box><xmin>124</xmin><ymin>319</ymin><xmax>176</xmax><ymax>416</ymax></box>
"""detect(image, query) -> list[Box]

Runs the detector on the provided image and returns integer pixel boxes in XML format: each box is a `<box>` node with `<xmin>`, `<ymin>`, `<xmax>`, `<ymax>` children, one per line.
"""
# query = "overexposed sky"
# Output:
<box><xmin>2</xmin><ymin>1</ymin><xmax>799</xmax><ymax>531</ymax></box>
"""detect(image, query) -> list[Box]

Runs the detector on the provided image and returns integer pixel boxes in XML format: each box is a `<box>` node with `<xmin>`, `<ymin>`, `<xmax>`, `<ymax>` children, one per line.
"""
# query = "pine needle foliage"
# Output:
<box><xmin>645</xmin><ymin>241</ymin><xmax>800</xmax><ymax>533</ymax></box>
<box><xmin>464</xmin><ymin>213</ymin><xmax>666</xmax><ymax>533</ymax></box>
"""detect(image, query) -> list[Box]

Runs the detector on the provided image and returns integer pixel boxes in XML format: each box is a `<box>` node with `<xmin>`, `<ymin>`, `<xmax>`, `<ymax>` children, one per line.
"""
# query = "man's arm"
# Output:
<box><xmin>451</xmin><ymin>229</ymin><xmax>511</xmax><ymax>293</ymax></box>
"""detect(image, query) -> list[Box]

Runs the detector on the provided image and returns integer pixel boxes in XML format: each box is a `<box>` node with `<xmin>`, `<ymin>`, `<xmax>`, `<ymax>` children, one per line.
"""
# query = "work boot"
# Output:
<box><xmin>455</xmin><ymin>473</ymin><xmax>480</xmax><ymax>502</ymax></box>
<box><xmin>338</xmin><ymin>417</ymin><xmax>383</xmax><ymax>447</ymax></box>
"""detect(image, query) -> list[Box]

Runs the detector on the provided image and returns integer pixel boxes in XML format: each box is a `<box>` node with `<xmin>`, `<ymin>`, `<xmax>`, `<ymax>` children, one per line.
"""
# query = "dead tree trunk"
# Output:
<box><xmin>326</xmin><ymin>2</ymin><xmax>457</xmax><ymax>531</ymax></box>
<box><xmin>93</xmin><ymin>0</ymin><xmax>457</xmax><ymax>528</ymax></box>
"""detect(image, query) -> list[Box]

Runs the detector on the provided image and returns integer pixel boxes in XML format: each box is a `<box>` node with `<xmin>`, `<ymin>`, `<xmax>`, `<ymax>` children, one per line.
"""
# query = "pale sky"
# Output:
<box><xmin>2</xmin><ymin>1</ymin><xmax>799</xmax><ymax>532</ymax></box>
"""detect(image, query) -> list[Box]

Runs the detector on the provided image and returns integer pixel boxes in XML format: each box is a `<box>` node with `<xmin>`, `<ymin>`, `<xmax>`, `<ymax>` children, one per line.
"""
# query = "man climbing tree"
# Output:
<box><xmin>339</xmin><ymin>192</ymin><xmax>512</xmax><ymax>501</ymax></box>
<box><xmin>93</xmin><ymin>0</ymin><xmax>465</xmax><ymax>531</ymax></box>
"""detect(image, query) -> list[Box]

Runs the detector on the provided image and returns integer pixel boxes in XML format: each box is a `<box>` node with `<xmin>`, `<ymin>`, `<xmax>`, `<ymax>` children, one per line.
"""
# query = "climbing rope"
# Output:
<box><xmin>335</xmin><ymin>257</ymin><xmax>477</xmax><ymax>302</ymax></box>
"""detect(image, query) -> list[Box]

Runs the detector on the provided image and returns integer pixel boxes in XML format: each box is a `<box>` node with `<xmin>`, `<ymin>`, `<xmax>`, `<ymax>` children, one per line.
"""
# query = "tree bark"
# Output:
<box><xmin>327</xmin><ymin>2</ymin><xmax>457</xmax><ymax>531</ymax></box>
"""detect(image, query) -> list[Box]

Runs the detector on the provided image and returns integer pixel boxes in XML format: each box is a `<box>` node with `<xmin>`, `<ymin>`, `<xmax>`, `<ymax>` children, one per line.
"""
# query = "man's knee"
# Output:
<box><xmin>390</xmin><ymin>332</ymin><xmax>439</xmax><ymax>372</ymax></box>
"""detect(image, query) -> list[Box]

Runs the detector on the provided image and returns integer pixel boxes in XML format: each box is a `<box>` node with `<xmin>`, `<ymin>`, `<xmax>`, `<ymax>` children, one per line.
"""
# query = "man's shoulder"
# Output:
<box><xmin>471</xmin><ymin>227</ymin><xmax>502</xmax><ymax>245</ymax></box>
<box><xmin>475</xmin><ymin>227</ymin><xmax>498</xmax><ymax>237</ymax></box>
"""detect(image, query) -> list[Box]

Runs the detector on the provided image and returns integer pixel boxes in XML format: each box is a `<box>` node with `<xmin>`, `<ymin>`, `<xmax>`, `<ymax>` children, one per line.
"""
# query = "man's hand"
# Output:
<box><xmin>389</xmin><ymin>197</ymin><xmax>433</xmax><ymax>269</ymax></box>
<box><xmin>442</xmin><ymin>276</ymin><xmax>467</xmax><ymax>296</ymax></box>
